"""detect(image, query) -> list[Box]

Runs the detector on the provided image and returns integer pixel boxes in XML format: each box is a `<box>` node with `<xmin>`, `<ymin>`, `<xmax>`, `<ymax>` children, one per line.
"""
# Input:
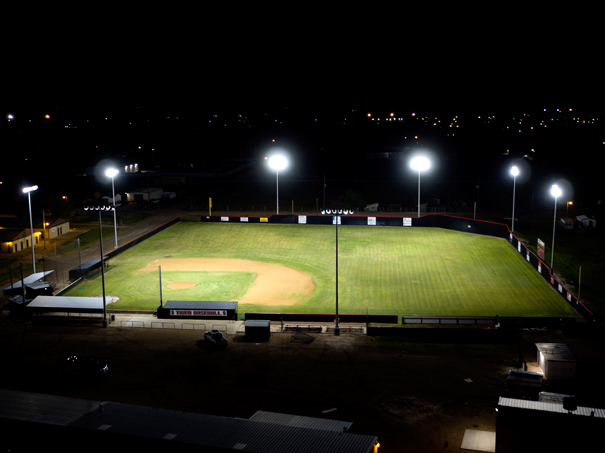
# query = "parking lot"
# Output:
<box><xmin>2</xmin><ymin>311</ymin><xmax>605</xmax><ymax>452</ymax></box>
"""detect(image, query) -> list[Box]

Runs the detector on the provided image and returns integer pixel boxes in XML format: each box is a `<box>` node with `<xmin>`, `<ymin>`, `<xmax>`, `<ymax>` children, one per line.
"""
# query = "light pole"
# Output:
<box><xmin>23</xmin><ymin>185</ymin><xmax>38</xmax><ymax>273</ymax></box>
<box><xmin>335</xmin><ymin>215</ymin><xmax>340</xmax><ymax>336</ymax></box>
<box><xmin>510</xmin><ymin>166</ymin><xmax>519</xmax><ymax>233</ymax></box>
<box><xmin>550</xmin><ymin>184</ymin><xmax>562</xmax><ymax>271</ymax></box>
<box><xmin>268</xmin><ymin>155</ymin><xmax>287</xmax><ymax>214</ymax></box>
<box><xmin>410</xmin><ymin>156</ymin><xmax>430</xmax><ymax>217</ymax></box>
<box><xmin>106</xmin><ymin>168</ymin><xmax>119</xmax><ymax>249</ymax></box>
<box><xmin>84</xmin><ymin>205</ymin><xmax>113</xmax><ymax>328</ymax></box>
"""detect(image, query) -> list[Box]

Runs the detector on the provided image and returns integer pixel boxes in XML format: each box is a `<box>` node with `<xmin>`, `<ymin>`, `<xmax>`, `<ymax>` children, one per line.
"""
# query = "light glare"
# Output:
<box><xmin>268</xmin><ymin>155</ymin><xmax>288</xmax><ymax>171</ymax></box>
<box><xmin>410</xmin><ymin>156</ymin><xmax>430</xmax><ymax>172</ymax></box>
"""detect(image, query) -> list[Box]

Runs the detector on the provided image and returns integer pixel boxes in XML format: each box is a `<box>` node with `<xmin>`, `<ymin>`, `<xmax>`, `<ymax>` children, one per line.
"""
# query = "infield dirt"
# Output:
<box><xmin>140</xmin><ymin>258</ymin><xmax>316</xmax><ymax>305</ymax></box>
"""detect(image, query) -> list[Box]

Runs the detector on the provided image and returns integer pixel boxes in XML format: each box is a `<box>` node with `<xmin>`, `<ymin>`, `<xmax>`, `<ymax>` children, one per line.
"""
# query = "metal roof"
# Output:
<box><xmin>0</xmin><ymin>389</ymin><xmax>106</xmax><ymax>426</ymax></box>
<box><xmin>70</xmin><ymin>403</ymin><xmax>376</xmax><ymax>452</ymax></box>
<box><xmin>536</xmin><ymin>343</ymin><xmax>576</xmax><ymax>361</ymax></box>
<box><xmin>27</xmin><ymin>295</ymin><xmax>113</xmax><ymax>313</ymax></box>
<box><xmin>249</xmin><ymin>411</ymin><xmax>353</xmax><ymax>432</ymax></box>
<box><xmin>498</xmin><ymin>397</ymin><xmax>605</xmax><ymax>418</ymax></box>
<box><xmin>164</xmin><ymin>300</ymin><xmax>238</xmax><ymax>310</ymax></box>
<box><xmin>2</xmin><ymin>271</ymin><xmax>54</xmax><ymax>290</ymax></box>
<box><xmin>0</xmin><ymin>389</ymin><xmax>377</xmax><ymax>452</ymax></box>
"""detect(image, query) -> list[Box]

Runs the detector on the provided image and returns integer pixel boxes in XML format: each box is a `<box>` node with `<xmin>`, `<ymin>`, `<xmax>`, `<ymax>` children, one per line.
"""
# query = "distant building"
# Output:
<box><xmin>0</xmin><ymin>217</ymin><xmax>70</xmax><ymax>253</ymax></box>
<box><xmin>126</xmin><ymin>188</ymin><xmax>163</xmax><ymax>202</ymax></box>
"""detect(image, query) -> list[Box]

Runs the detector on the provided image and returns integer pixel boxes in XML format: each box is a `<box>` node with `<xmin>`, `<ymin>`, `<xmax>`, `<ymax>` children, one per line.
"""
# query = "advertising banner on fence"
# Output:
<box><xmin>170</xmin><ymin>310</ymin><xmax>227</xmax><ymax>317</ymax></box>
<box><xmin>298</xmin><ymin>216</ymin><xmax>307</xmax><ymax>224</ymax></box>
<box><xmin>368</xmin><ymin>217</ymin><xmax>376</xmax><ymax>226</ymax></box>
<box><xmin>403</xmin><ymin>218</ymin><xmax>412</xmax><ymax>226</ymax></box>
<box><xmin>538</xmin><ymin>239</ymin><xmax>545</xmax><ymax>260</ymax></box>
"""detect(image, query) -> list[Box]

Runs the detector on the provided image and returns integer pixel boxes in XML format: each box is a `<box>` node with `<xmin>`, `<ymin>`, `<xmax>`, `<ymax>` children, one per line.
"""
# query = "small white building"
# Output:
<box><xmin>536</xmin><ymin>343</ymin><xmax>576</xmax><ymax>381</ymax></box>
<box><xmin>365</xmin><ymin>203</ymin><xmax>379</xmax><ymax>212</ymax></box>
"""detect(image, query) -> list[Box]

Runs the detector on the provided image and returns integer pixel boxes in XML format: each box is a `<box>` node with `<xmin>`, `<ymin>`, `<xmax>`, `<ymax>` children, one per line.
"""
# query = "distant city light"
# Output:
<box><xmin>45</xmin><ymin>114</ymin><xmax>50</xmax><ymax>119</ymax></box>
<box><xmin>412</xmin><ymin>113</ymin><xmax>416</xmax><ymax>116</ymax></box>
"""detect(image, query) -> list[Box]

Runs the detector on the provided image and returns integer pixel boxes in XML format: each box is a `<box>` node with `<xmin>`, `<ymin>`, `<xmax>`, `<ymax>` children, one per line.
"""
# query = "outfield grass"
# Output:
<box><xmin>63</xmin><ymin>222</ymin><xmax>578</xmax><ymax>318</ymax></box>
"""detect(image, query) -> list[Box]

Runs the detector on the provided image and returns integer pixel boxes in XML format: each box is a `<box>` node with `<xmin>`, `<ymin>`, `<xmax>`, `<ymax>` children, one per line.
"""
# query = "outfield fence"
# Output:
<box><xmin>204</xmin><ymin>213</ymin><xmax>595</xmax><ymax>325</ymax></box>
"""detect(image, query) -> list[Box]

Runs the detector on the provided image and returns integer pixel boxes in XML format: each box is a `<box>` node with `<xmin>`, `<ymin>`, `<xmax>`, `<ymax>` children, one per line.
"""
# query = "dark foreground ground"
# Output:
<box><xmin>1</xmin><ymin>314</ymin><xmax>605</xmax><ymax>453</ymax></box>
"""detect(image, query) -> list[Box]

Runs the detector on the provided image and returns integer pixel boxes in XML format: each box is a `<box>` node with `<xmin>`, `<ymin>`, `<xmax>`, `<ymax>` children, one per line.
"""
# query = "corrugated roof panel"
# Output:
<box><xmin>0</xmin><ymin>389</ymin><xmax>105</xmax><ymax>426</ymax></box>
<box><xmin>250</xmin><ymin>410</ymin><xmax>353</xmax><ymax>432</ymax></box>
<box><xmin>2</xmin><ymin>390</ymin><xmax>377</xmax><ymax>452</ymax></box>
<box><xmin>499</xmin><ymin>397</ymin><xmax>605</xmax><ymax>418</ymax></box>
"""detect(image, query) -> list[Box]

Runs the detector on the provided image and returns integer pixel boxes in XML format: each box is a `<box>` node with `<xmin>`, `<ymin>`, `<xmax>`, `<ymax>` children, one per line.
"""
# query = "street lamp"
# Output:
<box><xmin>268</xmin><ymin>155</ymin><xmax>287</xmax><ymax>214</ymax></box>
<box><xmin>23</xmin><ymin>185</ymin><xmax>38</xmax><ymax>273</ymax></box>
<box><xmin>106</xmin><ymin>168</ymin><xmax>119</xmax><ymax>249</ymax></box>
<box><xmin>83</xmin><ymin>205</ymin><xmax>114</xmax><ymax>328</ymax></box>
<box><xmin>510</xmin><ymin>166</ymin><xmax>519</xmax><ymax>233</ymax></box>
<box><xmin>410</xmin><ymin>156</ymin><xmax>430</xmax><ymax>217</ymax></box>
<box><xmin>550</xmin><ymin>184</ymin><xmax>562</xmax><ymax>271</ymax></box>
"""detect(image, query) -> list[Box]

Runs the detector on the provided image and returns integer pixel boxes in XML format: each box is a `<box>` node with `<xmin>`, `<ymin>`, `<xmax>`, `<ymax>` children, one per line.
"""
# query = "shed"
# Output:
<box><xmin>364</xmin><ymin>203</ymin><xmax>379</xmax><ymax>212</ymax></box>
<box><xmin>245</xmin><ymin>319</ymin><xmax>271</xmax><ymax>342</ymax></box>
<box><xmin>496</xmin><ymin>396</ymin><xmax>605</xmax><ymax>453</ymax></box>
<box><xmin>536</xmin><ymin>343</ymin><xmax>576</xmax><ymax>381</ymax></box>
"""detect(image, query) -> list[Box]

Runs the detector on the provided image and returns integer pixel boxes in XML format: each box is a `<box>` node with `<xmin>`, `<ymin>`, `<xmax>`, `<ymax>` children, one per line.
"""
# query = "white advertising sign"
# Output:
<box><xmin>240</xmin><ymin>217</ymin><xmax>248</xmax><ymax>222</ymax></box>
<box><xmin>368</xmin><ymin>217</ymin><xmax>376</xmax><ymax>226</ymax></box>
<box><xmin>403</xmin><ymin>218</ymin><xmax>412</xmax><ymax>226</ymax></box>
<box><xmin>170</xmin><ymin>310</ymin><xmax>227</xmax><ymax>317</ymax></box>
<box><xmin>298</xmin><ymin>216</ymin><xmax>307</xmax><ymax>224</ymax></box>
<box><xmin>221</xmin><ymin>217</ymin><xmax>229</xmax><ymax>222</ymax></box>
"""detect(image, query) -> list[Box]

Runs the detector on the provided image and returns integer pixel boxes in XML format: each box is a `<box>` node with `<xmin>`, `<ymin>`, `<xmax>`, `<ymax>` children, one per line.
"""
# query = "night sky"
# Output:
<box><xmin>3</xmin><ymin>8</ymin><xmax>603</xmax><ymax>216</ymax></box>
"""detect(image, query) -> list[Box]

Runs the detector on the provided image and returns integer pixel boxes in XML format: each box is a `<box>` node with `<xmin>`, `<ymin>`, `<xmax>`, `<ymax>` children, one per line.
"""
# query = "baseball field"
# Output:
<box><xmin>63</xmin><ymin>221</ymin><xmax>578</xmax><ymax>318</ymax></box>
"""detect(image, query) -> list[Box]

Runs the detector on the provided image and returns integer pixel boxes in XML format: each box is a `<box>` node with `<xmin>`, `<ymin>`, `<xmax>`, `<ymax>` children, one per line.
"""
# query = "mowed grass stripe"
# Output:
<box><xmin>64</xmin><ymin>222</ymin><xmax>577</xmax><ymax>318</ymax></box>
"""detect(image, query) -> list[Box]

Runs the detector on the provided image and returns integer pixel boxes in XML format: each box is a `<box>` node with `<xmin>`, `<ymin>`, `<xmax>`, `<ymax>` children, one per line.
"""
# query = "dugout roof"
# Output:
<box><xmin>163</xmin><ymin>300</ymin><xmax>238</xmax><ymax>310</ymax></box>
<box><xmin>2</xmin><ymin>271</ymin><xmax>54</xmax><ymax>291</ymax></box>
<box><xmin>27</xmin><ymin>295</ymin><xmax>113</xmax><ymax>313</ymax></box>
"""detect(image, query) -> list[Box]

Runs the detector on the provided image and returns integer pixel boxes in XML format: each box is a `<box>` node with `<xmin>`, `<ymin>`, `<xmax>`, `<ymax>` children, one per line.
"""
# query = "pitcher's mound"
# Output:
<box><xmin>167</xmin><ymin>281</ymin><xmax>198</xmax><ymax>289</ymax></box>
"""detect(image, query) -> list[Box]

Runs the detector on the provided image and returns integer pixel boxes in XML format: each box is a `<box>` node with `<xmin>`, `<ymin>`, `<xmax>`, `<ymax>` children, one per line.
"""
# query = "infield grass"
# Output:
<box><xmin>63</xmin><ymin>222</ymin><xmax>577</xmax><ymax>318</ymax></box>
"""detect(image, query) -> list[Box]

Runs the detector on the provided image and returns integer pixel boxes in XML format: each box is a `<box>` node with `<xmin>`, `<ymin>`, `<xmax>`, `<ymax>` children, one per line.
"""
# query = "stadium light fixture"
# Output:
<box><xmin>22</xmin><ymin>185</ymin><xmax>38</xmax><ymax>273</ymax></box>
<box><xmin>106</xmin><ymin>168</ymin><xmax>119</xmax><ymax>249</ymax></box>
<box><xmin>410</xmin><ymin>156</ymin><xmax>430</xmax><ymax>217</ymax></box>
<box><xmin>510</xmin><ymin>166</ymin><xmax>519</xmax><ymax>233</ymax></box>
<box><xmin>267</xmin><ymin>155</ymin><xmax>287</xmax><ymax>214</ymax></box>
<box><xmin>550</xmin><ymin>184</ymin><xmax>562</xmax><ymax>271</ymax></box>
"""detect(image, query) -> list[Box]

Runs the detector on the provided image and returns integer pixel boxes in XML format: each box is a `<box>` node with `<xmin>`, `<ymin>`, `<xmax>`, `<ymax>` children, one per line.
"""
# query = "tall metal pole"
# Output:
<box><xmin>99</xmin><ymin>210</ymin><xmax>108</xmax><ymax>328</ymax></box>
<box><xmin>276</xmin><ymin>168</ymin><xmax>280</xmax><ymax>214</ymax></box>
<box><xmin>77</xmin><ymin>238</ymin><xmax>82</xmax><ymax>270</ymax></box>
<box><xmin>512</xmin><ymin>173</ymin><xmax>517</xmax><ymax>233</ymax></box>
<box><xmin>159</xmin><ymin>265</ymin><xmax>163</xmax><ymax>308</ymax></box>
<box><xmin>417</xmin><ymin>170</ymin><xmax>421</xmax><ymax>218</ymax></box>
<box><xmin>334</xmin><ymin>216</ymin><xmax>340</xmax><ymax>336</ymax></box>
<box><xmin>551</xmin><ymin>195</ymin><xmax>558</xmax><ymax>271</ymax></box>
<box><xmin>111</xmin><ymin>175</ymin><xmax>118</xmax><ymax>249</ymax></box>
<box><xmin>27</xmin><ymin>191</ymin><xmax>36</xmax><ymax>273</ymax></box>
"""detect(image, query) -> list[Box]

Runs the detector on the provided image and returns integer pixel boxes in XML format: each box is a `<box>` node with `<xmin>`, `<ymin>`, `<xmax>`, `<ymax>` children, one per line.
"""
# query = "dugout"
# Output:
<box><xmin>157</xmin><ymin>300</ymin><xmax>238</xmax><ymax>320</ymax></box>
<box><xmin>69</xmin><ymin>257</ymin><xmax>107</xmax><ymax>281</ymax></box>
<box><xmin>245</xmin><ymin>319</ymin><xmax>271</xmax><ymax>342</ymax></box>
